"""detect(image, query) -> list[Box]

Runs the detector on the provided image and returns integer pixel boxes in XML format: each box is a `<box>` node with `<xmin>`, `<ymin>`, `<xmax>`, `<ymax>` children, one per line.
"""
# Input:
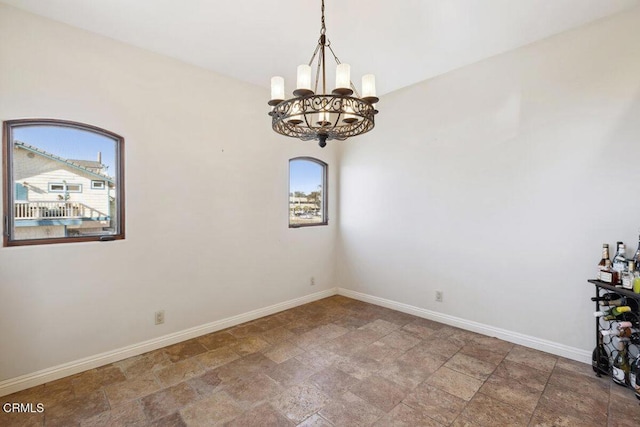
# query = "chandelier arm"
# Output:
<box><xmin>321</xmin><ymin>35</ymin><xmax>326</xmax><ymax>94</ymax></box>
<box><xmin>314</xmin><ymin>46</ymin><xmax>322</xmax><ymax>94</ymax></box>
<box><xmin>308</xmin><ymin>42</ymin><xmax>321</xmax><ymax>67</ymax></box>
<box><xmin>326</xmin><ymin>43</ymin><xmax>341</xmax><ymax>65</ymax></box>
<box><xmin>350</xmin><ymin>82</ymin><xmax>361</xmax><ymax>99</ymax></box>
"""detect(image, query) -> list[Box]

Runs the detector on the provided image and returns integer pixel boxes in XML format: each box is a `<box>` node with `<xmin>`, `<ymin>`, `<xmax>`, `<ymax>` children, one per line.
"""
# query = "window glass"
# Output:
<box><xmin>48</xmin><ymin>183</ymin><xmax>82</xmax><ymax>193</ymax></box>
<box><xmin>289</xmin><ymin>157</ymin><xmax>327</xmax><ymax>227</ymax></box>
<box><xmin>3</xmin><ymin>119</ymin><xmax>125</xmax><ymax>246</ymax></box>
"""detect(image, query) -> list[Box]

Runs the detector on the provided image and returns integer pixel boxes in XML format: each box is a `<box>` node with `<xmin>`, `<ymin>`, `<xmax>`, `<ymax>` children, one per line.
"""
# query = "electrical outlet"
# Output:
<box><xmin>310</xmin><ymin>277</ymin><xmax>316</xmax><ymax>286</ymax></box>
<box><xmin>155</xmin><ymin>310</ymin><xmax>165</xmax><ymax>325</ymax></box>
<box><xmin>435</xmin><ymin>291</ymin><xmax>443</xmax><ymax>302</ymax></box>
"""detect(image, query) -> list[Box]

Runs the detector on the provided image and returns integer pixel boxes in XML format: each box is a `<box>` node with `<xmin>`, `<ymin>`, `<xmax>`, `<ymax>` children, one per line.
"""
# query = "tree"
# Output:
<box><xmin>308</xmin><ymin>191</ymin><xmax>321</xmax><ymax>207</ymax></box>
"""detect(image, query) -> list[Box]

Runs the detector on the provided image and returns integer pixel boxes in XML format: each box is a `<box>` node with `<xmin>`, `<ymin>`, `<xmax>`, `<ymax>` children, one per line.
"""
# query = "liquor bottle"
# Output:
<box><xmin>591</xmin><ymin>292</ymin><xmax>623</xmax><ymax>306</ymax></box>
<box><xmin>612</xmin><ymin>242</ymin><xmax>627</xmax><ymax>281</ymax></box>
<box><xmin>621</xmin><ymin>261</ymin><xmax>636</xmax><ymax>290</ymax></box>
<box><xmin>612</xmin><ymin>338</ymin><xmax>630</xmax><ymax>386</ymax></box>
<box><xmin>634</xmin><ymin>269</ymin><xmax>640</xmax><ymax>294</ymax></box>
<box><xmin>599</xmin><ymin>260</ymin><xmax>619</xmax><ymax>285</ymax></box>
<box><xmin>593</xmin><ymin>306</ymin><xmax>631</xmax><ymax>320</ymax></box>
<box><xmin>630</xmin><ymin>353</ymin><xmax>640</xmax><ymax>400</ymax></box>
<box><xmin>597</xmin><ymin>244</ymin><xmax>611</xmax><ymax>281</ymax></box>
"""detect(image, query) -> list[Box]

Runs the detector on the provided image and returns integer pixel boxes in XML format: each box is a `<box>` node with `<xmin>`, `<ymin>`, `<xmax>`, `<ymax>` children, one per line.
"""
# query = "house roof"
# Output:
<box><xmin>67</xmin><ymin>159</ymin><xmax>103</xmax><ymax>169</ymax></box>
<box><xmin>14</xmin><ymin>141</ymin><xmax>114</xmax><ymax>183</ymax></box>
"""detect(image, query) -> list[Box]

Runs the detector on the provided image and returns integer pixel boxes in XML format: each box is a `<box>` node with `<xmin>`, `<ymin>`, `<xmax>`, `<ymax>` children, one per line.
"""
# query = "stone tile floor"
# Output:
<box><xmin>2</xmin><ymin>296</ymin><xmax>639</xmax><ymax>426</ymax></box>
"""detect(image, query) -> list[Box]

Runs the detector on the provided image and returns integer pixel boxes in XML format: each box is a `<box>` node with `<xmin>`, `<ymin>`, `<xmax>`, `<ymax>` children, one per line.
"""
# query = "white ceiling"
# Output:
<box><xmin>2</xmin><ymin>0</ymin><xmax>639</xmax><ymax>96</ymax></box>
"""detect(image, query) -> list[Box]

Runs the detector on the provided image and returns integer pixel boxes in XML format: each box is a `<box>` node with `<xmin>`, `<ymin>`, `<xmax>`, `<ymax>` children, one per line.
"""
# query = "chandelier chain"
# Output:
<box><xmin>320</xmin><ymin>0</ymin><xmax>326</xmax><ymax>35</ymax></box>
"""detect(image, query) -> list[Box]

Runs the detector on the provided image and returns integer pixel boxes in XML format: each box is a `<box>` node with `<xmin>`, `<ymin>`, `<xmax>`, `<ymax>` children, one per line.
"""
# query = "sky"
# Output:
<box><xmin>13</xmin><ymin>125</ymin><xmax>117</xmax><ymax>176</ymax></box>
<box><xmin>290</xmin><ymin>159</ymin><xmax>323</xmax><ymax>194</ymax></box>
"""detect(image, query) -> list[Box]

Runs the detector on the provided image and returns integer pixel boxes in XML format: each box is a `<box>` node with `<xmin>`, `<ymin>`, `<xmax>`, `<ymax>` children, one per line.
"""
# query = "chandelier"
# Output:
<box><xmin>268</xmin><ymin>0</ymin><xmax>378</xmax><ymax>148</ymax></box>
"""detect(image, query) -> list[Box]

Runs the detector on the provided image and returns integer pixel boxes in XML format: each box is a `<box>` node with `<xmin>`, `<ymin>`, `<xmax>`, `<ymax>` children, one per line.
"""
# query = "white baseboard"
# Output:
<box><xmin>0</xmin><ymin>287</ymin><xmax>337</xmax><ymax>397</ymax></box>
<box><xmin>337</xmin><ymin>288</ymin><xmax>591</xmax><ymax>364</ymax></box>
<box><xmin>1</xmin><ymin>286</ymin><xmax>591</xmax><ymax>397</ymax></box>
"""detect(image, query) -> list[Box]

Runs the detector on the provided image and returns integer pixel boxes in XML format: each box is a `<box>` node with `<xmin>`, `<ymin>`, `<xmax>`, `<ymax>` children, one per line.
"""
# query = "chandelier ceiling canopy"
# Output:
<box><xmin>268</xmin><ymin>0</ymin><xmax>379</xmax><ymax>148</ymax></box>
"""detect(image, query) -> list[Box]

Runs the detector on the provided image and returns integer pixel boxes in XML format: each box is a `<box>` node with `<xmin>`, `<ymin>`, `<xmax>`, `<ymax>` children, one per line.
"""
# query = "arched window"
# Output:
<box><xmin>289</xmin><ymin>157</ymin><xmax>327</xmax><ymax>227</ymax></box>
<box><xmin>3</xmin><ymin>119</ymin><xmax>125</xmax><ymax>246</ymax></box>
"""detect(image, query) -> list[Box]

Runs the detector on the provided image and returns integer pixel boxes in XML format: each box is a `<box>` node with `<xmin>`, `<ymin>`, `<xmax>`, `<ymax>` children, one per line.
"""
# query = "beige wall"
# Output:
<box><xmin>337</xmin><ymin>7</ymin><xmax>640</xmax><ymax>358</ymax></box>
<box><xmin>0</xmin><ymin>4</ymin><xmax>338</xmax><ymax>383</ymax></box>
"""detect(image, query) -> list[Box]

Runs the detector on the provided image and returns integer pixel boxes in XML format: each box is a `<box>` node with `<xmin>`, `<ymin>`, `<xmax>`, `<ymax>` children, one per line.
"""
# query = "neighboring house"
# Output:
<box><xmin>12</xmin><ymin>141</ymin><xmax>115</xmax><ymax>239</ymax></box>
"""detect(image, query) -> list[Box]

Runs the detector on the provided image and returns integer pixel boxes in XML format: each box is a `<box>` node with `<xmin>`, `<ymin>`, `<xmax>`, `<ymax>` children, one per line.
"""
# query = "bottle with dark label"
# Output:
<box><xmin>597</xmin><ymin>244</ymin><xmax>611</xmax><ymax>281</ymax></box>
<box><xmin>612</xmin><ymin>338</ymin><xmax>630</xmax><ymax>386</ymax></box>
<box><xmin>612</xmin><ymin>242</ymin><xmax>627</xmax><ymax>282</ymax></box>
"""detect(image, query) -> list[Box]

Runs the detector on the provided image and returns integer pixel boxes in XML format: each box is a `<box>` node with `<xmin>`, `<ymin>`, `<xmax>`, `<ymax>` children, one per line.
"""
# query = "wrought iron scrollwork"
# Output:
<box><xmin>270</xmin><ymin>95</ymin><xmax>376</xmax><ymax>147</ymax></box>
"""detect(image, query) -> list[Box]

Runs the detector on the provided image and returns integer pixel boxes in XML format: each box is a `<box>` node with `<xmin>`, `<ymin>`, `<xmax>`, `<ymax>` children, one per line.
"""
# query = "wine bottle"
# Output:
<box><xmin>612</xmin><ymin>338</ymin><xmax>630</xmax><ymax>386</ymax></box>
<box><xmin>621</xmin><ymin>261</ymin><xmax>636</xmax><ymax>290</ymax></box>
<box><xmin>601</xmin><ymin>328</ymin><xmax>638</xmax><ymax>337</ymax></box>
<box><xmin>630</xmin><ymin>353</ymin><xmax>640</xmax><ymax>400</ymax></box>
<box><xmin>597</xmin><ymin>244</ymin><xmax>611</xmax><ymax>281</ymax></box>
<box><xmin>591</xmin><ymin>292</ymin><xmax>622</xmax><ymax>304</ymax></box>
<box><xmin>600</xmin><ymin>300</ymin><xmax>623</xmax><ymax>307</ymax></box>
<box><xmin>612</xmin><ymin>242</ymin><xmax>627</xmax><ymax>282</ymax></box>
<box><xmin>592</xmin><ymin>328</ymin><xmax>610</xmax><ymax>375</ymax></box>
<box><xmin>594</xmin><ymin>306</ymin><xmax>631</xmax><ymax>320</ymax></box>
<box><xmin>613</xmin><ymin>321</ymin><xmax>634</xmax><ymax>329</ymax></box>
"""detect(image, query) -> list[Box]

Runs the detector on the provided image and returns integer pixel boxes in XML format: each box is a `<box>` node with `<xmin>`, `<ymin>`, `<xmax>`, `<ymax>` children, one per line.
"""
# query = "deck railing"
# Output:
<box><xmin>14</xmin><ymin>201</ymin><xmax>106</xmax><ymax>220</ymax></box>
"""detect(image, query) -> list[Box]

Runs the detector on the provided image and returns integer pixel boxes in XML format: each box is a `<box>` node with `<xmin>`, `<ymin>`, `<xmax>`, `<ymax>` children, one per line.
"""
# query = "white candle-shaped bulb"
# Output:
<box><xmin>271</xmin><ymin>76</ymin><xmax>285</xmax><ymax>101</ymax></box>
<box><xmin>336</xmin><ymin>64</ymin><xmax>351</xmax><ymax>90</ymax></box>
<box><xmin>297</xmin><ymin>65</ymin><xmax>311</xmax><ymax>91</ymax></box>
<box><xmin>362</xmin><ymin>74</ymin><xmax>376</xmax><ymax>98</ymax></box>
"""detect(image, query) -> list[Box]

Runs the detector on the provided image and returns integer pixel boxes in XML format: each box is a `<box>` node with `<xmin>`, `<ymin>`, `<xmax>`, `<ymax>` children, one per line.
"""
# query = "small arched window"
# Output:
<box><xmin>3</xmin><ymin>119</ymin><xmax>125</xmax><ymax>246</ymax></box>
<box><xmin>289</xmin><ymin>157</ymin><xmax>327</xmax><ymax>227</ymax></box>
